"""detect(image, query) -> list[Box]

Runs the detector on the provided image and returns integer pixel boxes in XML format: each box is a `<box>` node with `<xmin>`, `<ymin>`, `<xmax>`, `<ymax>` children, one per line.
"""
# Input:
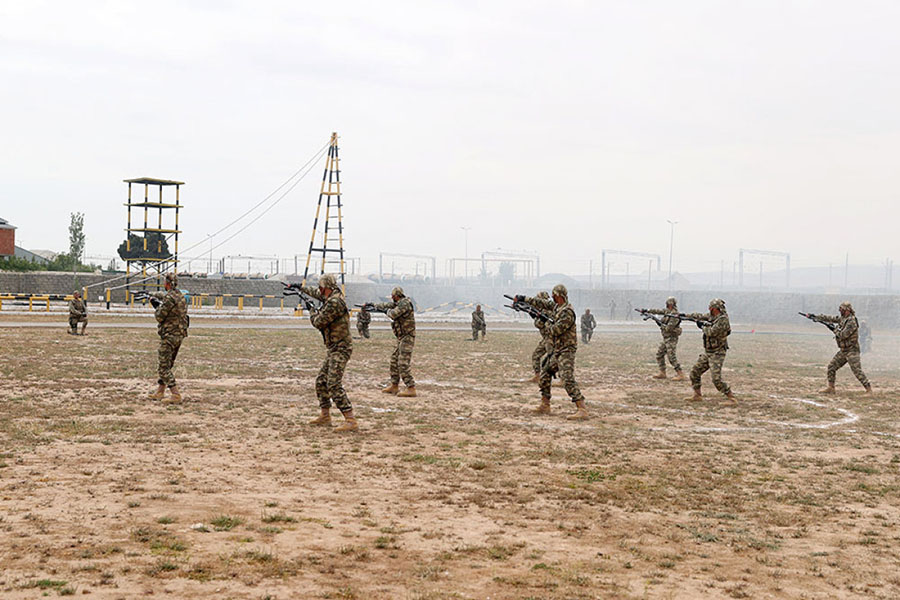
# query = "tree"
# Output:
<box><xmin>68</xmin><ymin>212</ymin><xmax>85</xmax><ymax>266</ymax></box>
<box><xmin>498</xmin><ymin>261</ymin><xmax>516</xmax><ymax>285</ymax></box>
<box><xmin>117</xmin><ymin>233</ymin><xmax>172</xmax><ymax>263</ymax></box>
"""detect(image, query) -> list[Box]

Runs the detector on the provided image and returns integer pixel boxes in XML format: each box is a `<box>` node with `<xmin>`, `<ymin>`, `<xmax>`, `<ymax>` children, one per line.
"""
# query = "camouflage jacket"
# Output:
<box><xmin>472</xmin><ymin>309</ymin><xmax>485</xmax><ymax>328</ymax></box>
<box><xmin>526</xmin><ymin>296</ymin><xmax>577</xmax><ymax>351</ymax></box>
<box><xmin>155</xmin><ymin>288</ymin><xmax>189</xmax><ymax>338</ymax></box>
<box><xmin>374</xmin><ymin>296</ymin><xmax>416</xmax><ymax>338</ymax></box>
<box><xmin>533</xmin><ymin>315</ymin><xmax>550</xmax><ymax>338</ymax></box>
<box><xmin>580</xmin><ymin>312</ymin><xmax>596</xmax><ymax>331</ymax></box>
<box><xmin>683</xmin><ymin>311</ymin><xmax>730</xmax><ymax>352</ymax></box>
<box><xmin>69</xmin><ymin>298</ymin><xmax>86</xmax><ymax>318</ymax></box>
<box><xmin>302</xmin><ymin>286</ymin><xmax>352</xmax><ymax>351</ymax></box>
<box><xmin>816</xmin><ymin>314</ymin><xmax>859</xmax><ymax>352</ymax></box>
<box><xmin>357</xmin><ymin>309</ymin><xmax>371</xmax><ymax>326</ymax></box>
<box><xmin>646</xmin><ymin>307</ymin><xmax>682</xmax><ymax>337</ymax></box>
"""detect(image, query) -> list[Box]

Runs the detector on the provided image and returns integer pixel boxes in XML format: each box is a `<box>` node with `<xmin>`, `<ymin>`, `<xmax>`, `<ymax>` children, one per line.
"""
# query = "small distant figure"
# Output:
<box><xmin>625</xmin><ymin>300</ymin><xmax>633</xmax><ymax>321</ymax></box>
<box><xmin>68</xmin><ymin>291</ymin><xmax>88</xmax><ymax>335</ymax></box>
<box><xmin>580</xmin><ymin>308</ymin><xmax>596</xmax><ymax>343</ymax></box>
<box><xmin>356</xmin><ymin>305</ymin><xmax>371</xmax><ymax>339</ymax></box>
<box><xmin>374</xmin><ymin>286</ymin><xmax>417</xmax><ymax>398</ymax></box>
<box><xmin>609</xmin><ymin>299</ymin><xmax>617</xmax><ymax>321</ymax></box>
<box><xmin>471</xmin><ymin>304</ymin><xmax>486</xmax><ymax>341</ymax></box>
<box><xmin>859</xmin><ymin>319</ymin><xmax>872</xmax><ymax>354</ymax></box>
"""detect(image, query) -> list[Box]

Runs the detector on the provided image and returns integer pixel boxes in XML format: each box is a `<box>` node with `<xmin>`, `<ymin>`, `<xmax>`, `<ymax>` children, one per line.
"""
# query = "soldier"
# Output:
<box><xmin>580</xmin><ymin>308</ymin><xmax>596</xmax><ymax>343</ymax></box>
<box><xmin>609</xmin><ymin>298</ymin><xmax>617</xmax><ymax>321</ymax></box>
<box><xmin>529</xmin><ymin>291</ymin><xmax>552</xmax><ymax>383</ymax></box>
<box><xmin>376</xmin><ymin>286</ymin><xmax>417</xmax><ymax>397</ymax></box>
<box><xmin>625</xmin><ymin>300</ymin><xmax>633</xmax><ymax>321</ymax></box>
<box><xmin>684</xmin><ymin>298</ymin><xmax>735</xmax><ymax>405</ymax></box>
<box><xmin>68</xmin><ymin>291</ymin><xmax>87</xmax><ymax>335</ymax></box>
<box><xmin>471</xmin><ymin>304</ymin><xmax>486</xmax><ymax>341</ymax></box>
<box><xmin>859</xmin><ymin>319</ymin><xmax>872</xmax><ymax>354</ymax></box>
<box><xmin>520</xmin><ymin>284</ymin><xmax>588</xmax><ymax>419</ymax></box>
<box><xmin>300</xmin><ymin>273</ymin><xmax>358</xmax><ymax>431</ymax></box>
<box><xmin>356</xmin><ymin>305</ymin><xmax>371</xmax><ymax>339</ymax></box>
<box><xmin>148</xmin><ymin>273</ymin><xmax>189</xmax><ymax>404</ymax></box>
<box><xmin>814</xmin><ymin>302</ymin><xmax>872</xmax><ymax>394</ymax></box>
<box><xmin>645</xmin><ymin>296</ymin><xmax>685</xmax><ymax>380</ymax></box>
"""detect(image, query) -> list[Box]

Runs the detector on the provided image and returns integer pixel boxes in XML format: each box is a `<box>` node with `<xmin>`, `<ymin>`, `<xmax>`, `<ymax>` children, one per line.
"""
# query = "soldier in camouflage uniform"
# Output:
<box><xmin>471</xmin><ymin>305</ymin><xmax>486</xmax><ymax>341</ymax></box>
<box><xmin>685</xmin><ymin>298</ymin><xmax>735</xmax><ymax>405</ymax></box>
<box><xmin>356</xmin><ymin>305</ymin><xmax>371</xmax><ymax>339</ymax></box>
<box><xmin>301</xmin><ymin>273</ymin><xmax>358</xmax><ymax>431</ymax></box>
<box><xmin>645</xmin><ymin>296</ymin><xmax>685</xmax><ymax>380</ymax></box>
<box><xmin>68</xmin><ymin>291</ymin><xmax>88</xmax><ymax>335</ymax></box>
<box><xmin>520</xmin><ymin>284</ymin><xmax>588</xmax><ymax>419</ymax></box>
<box><xmin>815</xmin><ymin>302</ymin><xmax>872</xmax><ymax>395</ymax></box>
<box><xmin>148</xmin><ymin>273</ymin><xmax>189</xmax><ymax>404</ymax></box>
<box><xmin>376</xmin><ymin>286</ymin><xmax>417</xmax><ymax>397</ymax></box>
<box><xmin>529</xmin><ymin>291</ymin><xmax>552</xmax><ymax>383</ymax></box>
<box><xmin>580</xmin><ymin>309</ymin><xmax>596</xmax><ymax>343</ymax></box>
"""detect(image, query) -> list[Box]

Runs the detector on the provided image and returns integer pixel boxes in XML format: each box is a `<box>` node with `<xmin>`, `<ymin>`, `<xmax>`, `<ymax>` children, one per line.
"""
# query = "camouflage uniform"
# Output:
<box><xmin>155</xmin><ymin>286</ymin><xmax>189</xmax><ymax>389</ymax></box>
<box><xmin>301</xmin><ymin>278</ymin><xmax>353</xmax><ymax>413</ymax></box>
<box><xmin>814</xmin><ymin>309</ymin><xmax>870</xmax><ymax>389</ymax></box>
<box><xmin>580</xmin><ymin>311</ymin><xmax>596</xmax><ymax>343</ymax></box>
<box><xmin>375</xmin><ymin>289</ymin><xmax>416</xmax><ymax>387</ymax></box>
<box><xmin>526</xmin><ymin>288</ymin><xmax>585</xmax><ymax>404</ymax></box>
<box><xmin>684</xmin><ymin>304</ymin><xmax>731</xmax><ymax>395</ymax></box>
<box><xmin>646</xmin><ymin>307</ymin><xmax>682</xmax><ymax>371</ymax></box>
<box><xmin>471</xmin><ymin>308</ymin><xmax>486</xmax><ymax>341</ymax></box>
<box><xmin>68</xmin><ymin>296</ymin><xmax>87</xmax><ymax>334</ymax></box>
<box><xmin>532</xmin><ymin>316</ymin><xmax>552</xmax><ymax>374</ymax></box>
<box><xmin>356</xmin><ymin>307</ymin><xmax>371</xmax><ymax>339</ymax></box>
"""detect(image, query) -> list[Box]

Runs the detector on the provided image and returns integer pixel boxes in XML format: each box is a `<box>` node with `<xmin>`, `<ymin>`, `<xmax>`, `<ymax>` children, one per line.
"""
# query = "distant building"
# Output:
<box><xmin>0</xmin><ymin>217</ymin><xmax>15</xmax><ymax>257</ymax></box>
<box><xmin>14</xmin><ymin>246</ymin><xmax>49</xmax><ymax>264</ymax></box>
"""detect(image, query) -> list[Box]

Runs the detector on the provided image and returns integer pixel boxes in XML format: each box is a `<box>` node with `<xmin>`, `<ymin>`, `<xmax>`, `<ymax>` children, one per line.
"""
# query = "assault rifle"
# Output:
<box><xmin>355</xmin><ymin>302</ymin><xmax>389</xmax><ymax>314</ymax></box>
<box><xmin>282</xmin><ymin>282</ymin><xmax>322</xmax><ymax>312</ymax></box>
<box><xmin>677</xmin><ymin>312</ymin><xmax>712</xmax><ymax>329</ymax></box>
<box><xmin>798</xmin><ymin>312</ymin><xmax>836</xmax><ymax>332</ymax></box>
<box><xmin>503</xmin><ymin>294</ymin><xmax>555</xmax><ymax>324</ymax></box>
<box><xmin>132</xmin><ymin>290</ymin><xmax>162</xmax><ymax>308</ymax></box>
<box><xmin>635</xmin><ymin>308</ymin><xmax>663</xmax><ymax>329</ymax></box>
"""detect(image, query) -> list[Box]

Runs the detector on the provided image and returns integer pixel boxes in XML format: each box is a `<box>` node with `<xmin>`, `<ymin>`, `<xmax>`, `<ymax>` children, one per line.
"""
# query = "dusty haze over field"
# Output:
<box><xmin>1</xmin><ymin>1</ymin><xmax>898</xmax><ymax>276</ymax></box>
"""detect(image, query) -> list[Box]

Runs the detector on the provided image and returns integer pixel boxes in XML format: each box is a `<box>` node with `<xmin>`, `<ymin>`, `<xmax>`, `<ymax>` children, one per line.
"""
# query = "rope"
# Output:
<box><xmin>86</xmin><ymin>138</ymin><xmax>331</xmax><ymax>290</ymax></box>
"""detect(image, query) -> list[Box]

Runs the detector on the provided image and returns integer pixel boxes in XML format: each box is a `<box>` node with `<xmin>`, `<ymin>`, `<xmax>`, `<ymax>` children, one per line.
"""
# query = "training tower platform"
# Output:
<box><xmin>123</xmin><ymin>177</ymin><xmax>183</xmax><ymax>299</ymax></box>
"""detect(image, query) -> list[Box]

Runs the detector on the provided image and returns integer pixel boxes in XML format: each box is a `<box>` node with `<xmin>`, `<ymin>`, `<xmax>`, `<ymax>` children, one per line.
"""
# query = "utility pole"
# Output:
<box><xmin>667</xmin><ymin>219</ymin><xmax>677</xmax><ymax>288</ymax></box>
<box><xmin>461</xmin><ymin>226</ymin><xmax>471</xmax><ymax>282</ymax></box>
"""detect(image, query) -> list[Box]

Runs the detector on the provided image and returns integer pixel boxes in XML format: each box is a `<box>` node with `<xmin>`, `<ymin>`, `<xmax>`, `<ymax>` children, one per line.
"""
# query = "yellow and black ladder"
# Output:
<box><xmin>302</xmin><ymin>132</ymin><xmax>346</xmax><ymax>294</ymax></box>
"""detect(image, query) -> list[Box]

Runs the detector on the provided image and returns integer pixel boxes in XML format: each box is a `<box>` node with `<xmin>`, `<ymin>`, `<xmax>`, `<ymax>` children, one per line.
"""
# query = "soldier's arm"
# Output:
<box><xmin>682</xmin><ymin>311</ymin><xmax>710</xmax><ymax>321</ymax></box>
<box><xmin>299</xmin><ymin>285</ymin><xmax>326</xmax><ymax>302</ymax></box>
<box><xmin>525</xmin><ymin>296</ymin><xmax>555</xmax><ymax>311</ymax></box>
<box><xmin>706</xmin><ymin>314</ymin><xmax>730</xmax><ymax>337</ymax></box>
<box><xmin>372</xmin><ymin>301</ymin><xmax>396</xmax><ymax>314</ymax></box>
<box><xmin>645</xmin><ymin>308</ymin><xmax>666</xmax><ymax>315</ymax></box>
<box><xmin>155</xmin><ymin>294</ymin><xmax>175</xmax><ymax>322</ymax></box>
<box><xmin>814</xmin><ymin>314</ymin><xmax>840</xmax><ymax>323</ymax></box>
<box><xmin>386</xmin><ymin>298</ymin><xmax>412</xmax><ymax>321</ymax></box>
<box><xmin>311</xmin><ymin>297</ymin><xmax>340</xmax><ymax>329</ymax></box>
<box><xmin>548</xmin><ymin>307</ymin><xmax>575</xmax><ymax>337</ymax></box>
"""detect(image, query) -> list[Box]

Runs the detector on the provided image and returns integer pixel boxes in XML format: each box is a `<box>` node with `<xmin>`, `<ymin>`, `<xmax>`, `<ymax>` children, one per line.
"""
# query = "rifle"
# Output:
<box><xmin>503</xmin><ymin>294</ymin><xmax>555</xmax><ymax>323</ymax></box>
<box><xmin>677</xmin><ymin>312</ymin><xmax>712</xmax><ymax>329</ymax></box>
<box><xmin>355</xmin><ymin>302</ymin><xmax>389</xmax><ymax>314</ymax></box>
<box><xmin>282</xmin><ymin>283</ymin><xmax>322</xmax><ymax>313</ymax></box>
<box><xmin>635</xmin><ymin>308</ymin><xmax>663</xmax><ymax>329</ymax></box>
<box><xmin>798</xmin><ymin>312</ymin><xmax>836</xmax><ymax>332</ymax></box>
<box><xmin>133</xmin><ymin>290</ymin><xmax>162</xmax><ymax>309</ymax></box>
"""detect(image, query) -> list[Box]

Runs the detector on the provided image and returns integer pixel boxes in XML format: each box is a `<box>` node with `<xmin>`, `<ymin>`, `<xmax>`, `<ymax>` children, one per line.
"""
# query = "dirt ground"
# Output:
<box><xmin>2</xmin><ymin>314</ymin><xmax>899</xmax><ymax>599</ymax></box>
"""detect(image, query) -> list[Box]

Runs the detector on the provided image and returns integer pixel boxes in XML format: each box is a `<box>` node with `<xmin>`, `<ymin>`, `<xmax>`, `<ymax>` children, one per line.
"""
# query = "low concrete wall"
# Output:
<box><xmin>2</xmin><ymin>272</ymin><xmax>898</xmax><ymax>327</ymax></box>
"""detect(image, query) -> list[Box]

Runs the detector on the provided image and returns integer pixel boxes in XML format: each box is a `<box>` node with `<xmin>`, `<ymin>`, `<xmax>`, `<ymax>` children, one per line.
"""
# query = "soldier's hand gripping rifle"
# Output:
<box><xmin>798</xmin><ymin>312</ymin><xmax>837</xmax><ymax>332</ymax></box>
<box><xmin>677</xmin><ymin>313</ymin><xmax>712</xmax><ymax>329</ymax></box>
<box><xmin>354</xmin><ymin>302</ymin><xmax>389</xmax><ymax>315</ymax></box>
<box><xmin>503</xmin><ymin>294</ymin><xmax>555</xmax><ymax>324</ymax></box>
<box><xmin>636</xmin><ymin>308</ymin><xmax>663</xmax><ymax>329</ymax></box>
<box><xmin>132</xmin><ymin>290</ymin><xmax>162</xmax><ymax>309</ymax></box>
<box><xmin>282</xmin><ymin>283</ymin><xmax>322</xmax><ymax>313</ymax></box>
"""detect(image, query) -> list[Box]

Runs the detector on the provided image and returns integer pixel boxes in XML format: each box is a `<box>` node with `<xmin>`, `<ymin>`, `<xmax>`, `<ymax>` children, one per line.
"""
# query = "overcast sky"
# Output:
<box><xmin>1</xmin><ymin>0</ymin><xmax>898</xmax><ymax>277</ymax></box>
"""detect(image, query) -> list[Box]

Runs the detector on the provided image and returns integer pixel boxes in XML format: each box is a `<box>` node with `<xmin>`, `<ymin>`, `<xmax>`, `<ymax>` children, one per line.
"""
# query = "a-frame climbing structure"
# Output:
<box><xmin>302</xmin><ymin>132</ymin><xmax>346</xmax><ymax>293</ymax></box>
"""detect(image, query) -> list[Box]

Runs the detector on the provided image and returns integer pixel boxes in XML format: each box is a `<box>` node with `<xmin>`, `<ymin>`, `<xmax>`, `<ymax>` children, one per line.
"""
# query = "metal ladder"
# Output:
<box><xmin>302</xmin><ymin>132</ymin><xmax>346</xmax><ymax>294</ymax></box>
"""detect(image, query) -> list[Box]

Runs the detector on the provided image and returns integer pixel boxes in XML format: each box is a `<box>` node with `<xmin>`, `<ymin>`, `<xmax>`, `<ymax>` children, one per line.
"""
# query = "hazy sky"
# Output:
<box><xmin>2</xmin><ymin>1</ymin><xmax>898</xmax><ymax>277</ymax></box>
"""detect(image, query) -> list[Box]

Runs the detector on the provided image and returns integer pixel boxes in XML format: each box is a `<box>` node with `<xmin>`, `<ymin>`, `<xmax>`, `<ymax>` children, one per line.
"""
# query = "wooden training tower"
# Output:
<box><xmin>302</xmin><ymin>132</ymin><xmax>346</xmax><ymax>293</ymax></box>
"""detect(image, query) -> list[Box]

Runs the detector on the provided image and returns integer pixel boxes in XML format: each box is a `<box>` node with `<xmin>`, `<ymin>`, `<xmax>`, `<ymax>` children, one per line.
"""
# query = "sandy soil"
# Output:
<box><xmin>1</xmin><ymin>317</ymin><xmax>899</xmax><ymax>599</ymax></box>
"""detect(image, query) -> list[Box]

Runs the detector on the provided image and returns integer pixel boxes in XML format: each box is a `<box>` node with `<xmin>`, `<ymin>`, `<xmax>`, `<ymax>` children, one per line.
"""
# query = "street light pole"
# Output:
<box><xmin>666</xmin><ymin>219</ymin><xmax>678</xmax><ymax>288</ymax></box>
<box><xmin>461</xmin><ymin>226</ymin><xmax>471</xmax><ymax>282</ymax></box>
<box><xmin>207</xmin><ymin>234</ymin><xmax>213</xmax><ymax>273</ymax></box>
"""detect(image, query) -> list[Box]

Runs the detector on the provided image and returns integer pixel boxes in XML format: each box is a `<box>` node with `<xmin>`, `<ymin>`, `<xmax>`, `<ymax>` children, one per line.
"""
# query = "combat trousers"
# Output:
<box><xmin>581</xmin><ymin>330</ymin><xmax>593</xmax><ymax>343</ymax></box>
<box><xmin>472</xmin><ymin>326</ymin><xmax>485</xmax><ymax>341</ymax></box>
<box><xmin>656</xmin><ymin>336</ymin><xmax>681</xmax><ymax>371</ymax></box>
<box><xmin>532</xmin><ymin>338</ymin><xmax>550</xmax><ymax>373</ymax></box>
<box><xmin>69</xmin><ymin>315</ymin><xmax>87</xmax><ymax>332</ymax></box>
<box><xmin>539</xmin><ymin>348</ymin><xmax>585</xmax><ymax>403</ymax></box>
<box><xmin>315</xmin><ymin>347</ymin><xmax>353</xmax><ymax>412</ymax></box>
<box><xmin>357</xmin><ymin>323</ymin><xmax>370</xmax><ymax>338</ymax></box>
<box><xmin>827</xmin><ymin>349</ymin><xmax>869</xmax><ymax>388</ymax></box>
<box><xmin>157</xmin><ymin>334</ymin><xmax>184</xmax><ymax>388</ymax></box>
<box><xmin>390</xmin><ymin>334</ymin><xmax>415</xmax><ymax>387</ymax></box>
<box><xmin>690</xmin><ymin>350</ymin><xmax>730</xmax><ymax>395</ymax></box>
